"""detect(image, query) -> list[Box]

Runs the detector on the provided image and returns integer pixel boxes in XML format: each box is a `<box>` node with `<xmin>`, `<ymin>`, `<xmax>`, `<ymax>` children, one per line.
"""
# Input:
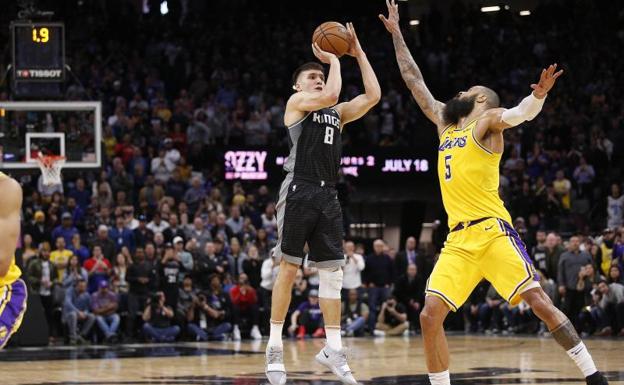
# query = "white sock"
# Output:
<box><xmin>428</xmin><ymin>369</ymin><xmax>450</xmax><ymax>385</ymax></box>
<box><xmin>268</xmin><ymin>320</ymin><xmax>284</xmax><ymax>348</ymax></box>
<box><xmin>566</xmin><ymin>342</ymin><xmax>597</xmax><ymax>377</ymax></box>
<box><xmin>325</xmin><ymin>326</ymin><xmax>343</xmax><ymax>351</ymax></box>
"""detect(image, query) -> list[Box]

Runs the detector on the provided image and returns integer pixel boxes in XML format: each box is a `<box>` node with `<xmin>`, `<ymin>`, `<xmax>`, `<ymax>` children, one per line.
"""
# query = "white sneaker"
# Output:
<box><xmin>251</xmin><ymin>325</ymin><xmax>262</xmax><ymax>340</ymax></box>
<box><xmin>232</xmin><ymin>326</ymin><xmax>241</xmax><ymax>341</ymax></box>
<box><xmin>265</xmin><ymin>345</ymin><xmax>287</xmax><ymax>385</ymax></box>
<box><xmin>373</xmin><ymin>329</ymin><xmax>386</xmax><ymax>337</ymax></box>
<box><xmin>315</xmin><ymin>346</ymin><xmax>358</xmax><ymax>385</ymax></box>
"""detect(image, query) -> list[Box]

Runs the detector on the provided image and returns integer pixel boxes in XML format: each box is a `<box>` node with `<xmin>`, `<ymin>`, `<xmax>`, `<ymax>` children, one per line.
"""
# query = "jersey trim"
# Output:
<box><xmin>286</xmin><ymin>112</ymin><xmax>312</xmax><ymax>129</ymax></box>
<box><xmin>471</xmin><ymin>126</ymin><xmax>494</xmax><ymax>155</ymax></box>
<box><xmin>439</xmin><ymin>123</ymin><xmax>453</xmax><ymax>137</ymax></box>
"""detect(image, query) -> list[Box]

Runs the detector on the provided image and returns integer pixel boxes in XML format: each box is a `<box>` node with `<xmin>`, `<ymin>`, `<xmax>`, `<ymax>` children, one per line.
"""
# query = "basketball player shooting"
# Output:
<box><xmin>380</xmin><ymin>1</ymin><xmax>608</xmax><ymax>385</ymax></box>
<box><xmin>265</xmin><ymin>22</ymin><xmax>380</xmax><ymax>385</ymax></box>
<box><xmin>0</xmin><ymin>172</ymin><xmax>28</xmax><ymax>349</ymax></box>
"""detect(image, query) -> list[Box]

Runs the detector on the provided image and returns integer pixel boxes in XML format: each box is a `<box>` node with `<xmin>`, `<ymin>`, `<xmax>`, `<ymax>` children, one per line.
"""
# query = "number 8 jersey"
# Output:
<box><xmin>283</xmin><ymin>108</ymin><xmax>341</xmax><ymax>184</ymax></box>
<box><xmin>437</xmin><ymin>119</ymin><xmax>512</xmax><ymax>230</ymax></box>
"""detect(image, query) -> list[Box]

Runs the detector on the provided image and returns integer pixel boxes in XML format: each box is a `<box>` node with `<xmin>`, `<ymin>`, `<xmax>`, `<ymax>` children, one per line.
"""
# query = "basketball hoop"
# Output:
<box><xmin>36</xmin><ymin>155</ymin><xmax>65</xmax><ymax>186</ymax></box>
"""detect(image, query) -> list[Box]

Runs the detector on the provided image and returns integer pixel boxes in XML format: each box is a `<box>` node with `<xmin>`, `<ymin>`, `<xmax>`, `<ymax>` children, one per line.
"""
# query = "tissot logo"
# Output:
<box><xmin>16</xmin><ymin>69</ymin><xmax>62</xmax><ymax>78</ymax></box>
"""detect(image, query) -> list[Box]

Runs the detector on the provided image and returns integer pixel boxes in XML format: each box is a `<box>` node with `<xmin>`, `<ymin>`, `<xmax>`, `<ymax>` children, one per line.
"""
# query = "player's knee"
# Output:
<box><xmin>420</xmin><ymin>303</ymin><xmax>446</xmax><ymax>331</ymax></box>
<box><xmin>318</xmin><ymin>268</ymin><xmax>343</xmax><ymax>299</ymax></box>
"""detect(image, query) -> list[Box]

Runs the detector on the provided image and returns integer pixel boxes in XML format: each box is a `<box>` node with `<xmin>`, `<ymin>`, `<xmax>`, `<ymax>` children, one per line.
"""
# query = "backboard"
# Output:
<box><xmin>0</xmin><ymin>101</ymin><xmax>101</xmax><ymax>170</ymax></box>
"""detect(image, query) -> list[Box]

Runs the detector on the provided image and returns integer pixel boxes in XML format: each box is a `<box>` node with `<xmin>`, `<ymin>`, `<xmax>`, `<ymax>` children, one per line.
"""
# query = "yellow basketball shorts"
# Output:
<box><xmin>425</xmin><ymin>218</ymin><xmax>538</xmax><ymax>311</ymax></box>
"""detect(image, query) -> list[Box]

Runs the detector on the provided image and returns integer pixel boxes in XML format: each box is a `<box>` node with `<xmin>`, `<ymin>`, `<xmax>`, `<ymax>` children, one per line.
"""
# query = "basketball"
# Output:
<box><xmin>312</xmin><ymin>21</ymin><xmax>350</xmax><ymax>57</ymax></box>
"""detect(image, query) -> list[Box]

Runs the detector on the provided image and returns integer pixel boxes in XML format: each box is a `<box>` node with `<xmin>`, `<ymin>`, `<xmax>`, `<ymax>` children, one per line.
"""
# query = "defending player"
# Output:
<box><xmin>380</xmin><ymin>1</ymin><xmax>608</xmax><ymax>385</ymax></box>
<box><xmin>0</xmin><ymin>172</ymin><xmax>28</xmax><ymax>349</ymax></box>
<box><xmin>265</xmin><ymin>23</ymin><xmax>380</xmax><ymax>385</ymax></box>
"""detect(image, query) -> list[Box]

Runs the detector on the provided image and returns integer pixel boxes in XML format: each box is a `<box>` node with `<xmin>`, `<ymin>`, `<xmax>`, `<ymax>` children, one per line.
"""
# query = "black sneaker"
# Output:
<box><xmin>586</xmin><ymin>371</ymin><xmax>609</xmax><ymax>385</ymax></box>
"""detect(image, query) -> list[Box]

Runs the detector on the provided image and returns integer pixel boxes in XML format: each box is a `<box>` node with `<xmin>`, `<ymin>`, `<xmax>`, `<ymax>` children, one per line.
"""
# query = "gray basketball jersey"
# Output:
<box><xmin>283</xmin><ymin>108</ymin><xmax>341</xmax><ymax>183</ymax></box>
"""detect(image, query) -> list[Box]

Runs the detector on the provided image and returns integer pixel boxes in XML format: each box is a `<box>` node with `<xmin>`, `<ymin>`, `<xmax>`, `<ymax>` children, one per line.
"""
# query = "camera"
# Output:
<box><xmin>150</xmin><ymin>293</ymin><xmax>161</xmax><ymax>307</ymax></box>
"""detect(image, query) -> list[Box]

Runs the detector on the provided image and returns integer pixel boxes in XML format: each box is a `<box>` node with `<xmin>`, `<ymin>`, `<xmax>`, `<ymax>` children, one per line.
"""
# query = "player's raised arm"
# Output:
<box><xmin>380</xmin><ymin>0</ymin><xmax>445</xmax><ymax>131</ymax></box>
<box><xmin>287</xmin><ymin>44</ymin><xmax>342</xmax><ymax>114</ymax></box>
<box><xmin>334</xmin><ymin>22</ymin><xmax>381</xmax><ymax>126</ymax></box>
<box><xmin>485</xmin><ymin>63</ymin><xmax>564</xmax><ymax>132</ymax></box>
<box><xmin>0</xmin><ymin>178</ymin><xmax>22</xmax><ymax>277</ymax></box>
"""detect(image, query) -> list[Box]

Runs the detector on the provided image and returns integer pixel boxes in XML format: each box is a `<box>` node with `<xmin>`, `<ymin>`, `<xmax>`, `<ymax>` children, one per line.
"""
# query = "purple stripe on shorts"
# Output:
<box><xmin>0</xmin><ymin>279</ymin><xmax>28</xmax><ymax>346</ymax></box>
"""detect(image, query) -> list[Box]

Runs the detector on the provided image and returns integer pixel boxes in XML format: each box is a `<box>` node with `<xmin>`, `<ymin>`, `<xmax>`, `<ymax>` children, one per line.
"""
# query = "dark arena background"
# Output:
<box><xmin>0</xmin><ymin>0</ymin><xmax>623</xmax><ymax>384</ymax></box>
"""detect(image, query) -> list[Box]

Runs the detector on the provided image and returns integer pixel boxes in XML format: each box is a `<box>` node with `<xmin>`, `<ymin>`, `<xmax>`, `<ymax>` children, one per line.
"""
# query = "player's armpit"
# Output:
<box><xmin>0</xmin><ymin>178</ymin><xmax>22</xmax><ymax>277</ymax></box>
<box><xmin>482</xmin><ymin>108</ymin><xmax>514</xmax><ymax>133</ymax></box>
<box><xmin>333</xmin><ymin>93</ymin><xmax>380</xmax><ymax>126</ymax></box>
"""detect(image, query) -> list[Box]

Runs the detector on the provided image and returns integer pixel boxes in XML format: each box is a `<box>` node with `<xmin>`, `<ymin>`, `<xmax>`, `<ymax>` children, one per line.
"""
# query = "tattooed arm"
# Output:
<box><xmin>380</xmin><ymin>0</ymin><xmax>445</xmax><ymax>132</ymax></box>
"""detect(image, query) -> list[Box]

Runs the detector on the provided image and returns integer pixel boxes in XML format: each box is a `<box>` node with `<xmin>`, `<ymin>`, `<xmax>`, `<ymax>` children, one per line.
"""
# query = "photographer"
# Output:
<box><xmin>341</xmin><ymin>289</ymin><xmax>369</xmax><ymax>337</ymax></box>
<box><xmin>141</xmin><ymin>291</ymin><xmax>180</xmax><ymax>342</ymax></box>
<box><xmin>187</xmin><ymin>274</ymin><xmax>232</xmax><ymax>341</ymax></box>
<box><xmin>373</xmin><ymin>296</ymin><xmax>409</xmax><ymax>337</ymax></box>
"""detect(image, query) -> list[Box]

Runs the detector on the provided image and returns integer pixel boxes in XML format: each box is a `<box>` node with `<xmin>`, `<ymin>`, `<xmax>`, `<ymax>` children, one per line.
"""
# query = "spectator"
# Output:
<box><xmin>228</xmin><ymin>237</ymin><xmax>247</xmax><ymax>278</ymax></box>
<box><xmin>226</xmin><ymin>205</ymin><xmax>244</xmax><ymax>237</ymax></box>
<box><xmin>67</xmin><ymin>177</ymin><xmax>91</xmax><ymax>211</ymax></box>
<box><xmin>159</xmin><ymin>243</ymin><xmax>183</xmax><ymax>309</ymax></box>
<box><xmin>133</xmin><ymin>215</ymin><xmax>154</xmax><ymax>249</ymax></box>
<box><xmin>288</xmin><ymin>289</ymin><xmax>324</xmax><ymax>339</ymax></box>
<box><xmin>93</xmin><ymin>225</ymin><xmax>117</xmax><ymax>261</ymax></box>
<box><xmin>478</xmin><ymin>284</ymin><xmax>504</xmax><ymax>333</ymax></box>
<box><xmin>109</xmin><ymin>215</ymin><xmax>135</xmax><ymax>253</ymax></box>
<box><xmin>558</xmin><ymin>235</ymin><xmax>593</xmax><ymax>329</ymax></box>
<box><xmin>594</xmin><ymin>279</ymin><xmax>624</xmax><ymax>337</ymax></box>
<box><xmin>341</xmin><ymin>288</ymin><xmax>369</xmax><ymax>337</ymax></box>
<box><xmin>146</xmin><ymin>212</ymin><xmax>170</xmax><ymax>234</ymax></box>
<box><xmin>261</xmin><ymin>203</ymin><xmax>277</xmax><ymax>240</ymax></box>
<box><xmin>151</xmin><ymin>148</ymin><xmax>176</xmax><ymax>183</ymax></box>
<box><xmin>126</xmin><ymin>247</ymin><xmax>154</xmax><ymax>338</ymax></box>
<box><xmin>229</xmin><ymin>273</ymin><xmax>262</xmax><ymax>340</ymax></box>
<box><xmin>608</xmin><ymin>265</ymin><xmax>623</xmax><ymax>285</ymax></box>
<box><xmin>176</xmin><ymin>275</ymin><xmax>197</xmax><ymax>325</ymax></box>
<box><xmin>243</xmin><ymin>245</ymin><xmax>263</xmax><ymax>289</ymax></box>
<box><xmin>139</xmin><ymin>175</ymin><xmax>165</xmax><ymax>208</ymax></box>
<box><xmin>544</xmin><ymin>232</ymin><xmax>565</xmax><ymax>280</ymax></box>
<box><xmin>572</xmin><ymin>156</ymin><xmax>595</xmax><ymax>198</ymax></box>
<box><xmin>607</xmin><ymin>183</ymin><xmax>624</xmax><ymax>229</ymax></box>
<box><xmin>83</xmin><ymin>245</ymin><xmax>112</xmax><ymax>293</ymax></box>
<box><xmin>393</xmin><ymin>264</ymin><xmax>425</xmax><ymax>332</ymax></box>
<box><xmin>26</xmin><ymin>242</ymin><xmax>58</xmax><ymax>341</ymax></box>
<box><xmin>186</xmin><ymin>216</ymin><xmax>212</xmax><ymax>251</ymax></box>
<box><xmin>50</xmin><ymin>236</ymin><xmax>73</xmax><ymax>283</ymax></box>
<box><xmin>51</xmin><ymin>212</ymin><xmax>80</xmax><ymax>247</ymax></box>
<box><xmin>183</xmin><ymin>176</ymin><xmax>206</xmax><ymax>215</ymax></box>
<box><xmin>173</xmin><ymin>236</ymin><xmax>193</xmax><ymax>274</ymax></box>
<box><xmin>25</xmin><ymin>210</ymin><xmax>49</xmax><ymax>247</ymax></box>
<box><xmin>63</xmin><ymin>279</ymin><xmax>96</xmax><ymax>345</ymax></box>
<box><xmin>111</xmin><ymin>253</ymin><xmax>130</xmax><ymax>298</ymax></box>
<box><xmin>163</xmin><ymin>213</ymin><xmax>186</xmax><ymax>243</ymax></box>
<box><xmin>553</xmin><ymin>170</ymin><xmax>572</xmax><ymax>211</ymax></box>
<box><xmin>142</xmin><ymin>291</ymin><xmax>180</xmax><ymax>342</ymax></box>
<box><xmin>342</xmin><ymin>241</ymin><xmax>365</xmax><ymax>298</ymax></box>
<box><xmin>211</xmin><ymin>213</ymin><xmax>234</xmax><ymax>244</ymax></box>
<box><xmin>91</xmin><ymin>281</ymin><xmax>120</xmax><ymax>342</ymax></box>
<box><xmin>63</xmin><ymin>254</ymin><xmax>89</xmax><ymax>289</ymax></box>
<box><xmin>373</xmin><ymin>296</ymin><xmax>409</xmax><ymax>337</ymax></box>
<box><xmin>68</xmin><ymin>233</ymin><xmax>90</xmax><ymax>265</ymax></box>
<box><xmin>363</xmin><ymin>239</ymin><xmax>394</xmax><ymax>330</ymax></box>
<box><xmin>394</xmin><ymin>236</ymin><xmax>423</xmax><ymax>279</ymax></box>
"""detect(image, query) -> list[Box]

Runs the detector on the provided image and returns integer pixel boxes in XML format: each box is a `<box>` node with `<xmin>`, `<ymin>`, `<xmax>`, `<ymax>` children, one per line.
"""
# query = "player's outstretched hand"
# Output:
<box><xmin>312</xmin><ymin>42</ymin><xmax>337</xmax><ymax>64</ymax></box>
<box><xmin>531</xmin><ymin>63</ymin><xmax>564</xmax><ymax>98</ymax></box>
<box><xmin>345</xmin><ymin>22</ymin><xmax>364</xmax><ymax>58</ymax></box>
<box><xmin>379</xmin><ymin>0</ymin><xmax>400</xmax><ymax>35</ymax></box>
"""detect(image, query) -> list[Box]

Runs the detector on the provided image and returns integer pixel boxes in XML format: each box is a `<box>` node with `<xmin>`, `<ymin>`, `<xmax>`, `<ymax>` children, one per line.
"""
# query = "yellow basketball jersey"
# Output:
<box><xmin>0</xmin><ymin>171</ymin><xmax>22</xmax><ymax>286</ymax></box>
<box><xmin>437</xmin><ymin>120</ymin><xmax>512</xmax><ymax>229</ymax></box>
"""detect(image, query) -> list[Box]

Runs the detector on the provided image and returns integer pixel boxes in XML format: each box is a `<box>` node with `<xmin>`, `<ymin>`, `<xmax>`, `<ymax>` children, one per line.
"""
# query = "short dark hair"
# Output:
<box><xmin>291</xmin><ymin>62</ymin><xmax>324</xmax><ymax>88</ymax></box>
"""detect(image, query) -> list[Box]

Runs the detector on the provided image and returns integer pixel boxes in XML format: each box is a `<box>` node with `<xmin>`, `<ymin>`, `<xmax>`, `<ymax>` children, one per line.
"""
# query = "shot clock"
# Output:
<box><xmin>11</xmin><ymin>22</ymin><xmax>65</xmax><ymax>82</ymax></box>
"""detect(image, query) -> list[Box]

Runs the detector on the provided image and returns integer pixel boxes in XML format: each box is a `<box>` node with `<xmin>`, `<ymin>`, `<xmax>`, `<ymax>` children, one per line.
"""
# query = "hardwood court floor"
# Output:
<box><xmin>0</xmin><ymin>335</ymin><xmax>623</xmax><ymax>384</ymax></box>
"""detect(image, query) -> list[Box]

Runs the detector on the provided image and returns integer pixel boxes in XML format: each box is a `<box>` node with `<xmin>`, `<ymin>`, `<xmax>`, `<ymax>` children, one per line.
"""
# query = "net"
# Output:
<box><xmin>36</xmin><ymin>155</ymin><xmax>65</xmax><ymax>186</ymax></box>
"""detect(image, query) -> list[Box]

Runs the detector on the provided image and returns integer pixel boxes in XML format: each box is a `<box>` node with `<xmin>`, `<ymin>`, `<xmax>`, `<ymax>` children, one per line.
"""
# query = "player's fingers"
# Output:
<box><xmin>553</xmin><ymin>70</ymin><xmax>564</xmax><ymax>79</ymax></box>
<box><xmin>386</xmin><ymin>0</ymin><xmax>391</xmax><ymax>10</ymax></box>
